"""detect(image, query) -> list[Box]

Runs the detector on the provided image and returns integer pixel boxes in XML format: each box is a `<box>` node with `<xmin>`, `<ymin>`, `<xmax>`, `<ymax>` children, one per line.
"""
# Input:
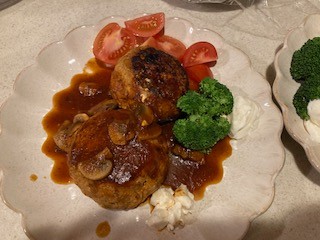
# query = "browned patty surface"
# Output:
<box><xmin>110</xmin><ymin>47</ymin><xmax>188</xmax><ymax>121</ymax></box>
<box><xmin>68</xmin><ymin>109</ymin><xmax>169</xmax><ymax>209</ymax></box>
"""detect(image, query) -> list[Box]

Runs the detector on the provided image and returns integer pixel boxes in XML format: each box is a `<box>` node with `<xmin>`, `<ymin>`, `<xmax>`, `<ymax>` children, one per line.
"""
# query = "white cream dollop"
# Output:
<box><xmin>303</xmin><ymin>99</ymin><xmax>320</xmax><ymax>142</ymax></box>
<box><xmin>146</xmin><ymin>185</ymin><xmax>194</xmax><ymax>231</ymax></box>
<box><xmin>228</xmin><ymin>94</ymin><xmax>261</xmax><ymax>139</ymax></box>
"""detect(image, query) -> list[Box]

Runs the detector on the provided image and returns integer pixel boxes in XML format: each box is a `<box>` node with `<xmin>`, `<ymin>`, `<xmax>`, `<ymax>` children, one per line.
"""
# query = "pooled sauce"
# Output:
<box><xmin>96</xmin><ymin>221</ymin><xmax>111</xmax><ymax>238</ymax></box>
<box><xmin>164</xmin><ymin>137</ymin><xmax>232</xmax><ymax>200</ymax></box>
<box><xmin>41</xmin><ymin>58</ymin><xmax>232</xmax><ymax>197</ymax></box>
<box><xmin>41</xmin><ymin>59</ymin><xmax>112</xmax><ymax>184</ymax></box>
<box><xmin>30</xmin><ymin>174</ymin><xmax>38</xmax><ymax>182</ymax></box>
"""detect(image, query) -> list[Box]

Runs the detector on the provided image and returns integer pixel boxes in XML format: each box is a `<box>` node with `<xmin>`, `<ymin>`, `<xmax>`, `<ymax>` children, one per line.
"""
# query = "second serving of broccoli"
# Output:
<box><xmin>290</xmin><ymin>37</ymin><xmax>320</xmax><ymax>82</ymax></box>
<box><xmin>173</xmin><ymin>77</ymin><xmax>233</xmax><ymax>152</ymax></box>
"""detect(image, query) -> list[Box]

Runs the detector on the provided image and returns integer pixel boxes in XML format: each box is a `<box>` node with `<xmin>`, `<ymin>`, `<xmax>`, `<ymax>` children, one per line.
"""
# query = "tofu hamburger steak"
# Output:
<box><xmin>110</xmin><ymin>46</ymin><xmax>188</xmax><ymax>121</ymax></box>
<box><xmin>66</xmin><ymin>46</ymin><xmax>188</xmax><ymax>209</ymax></box>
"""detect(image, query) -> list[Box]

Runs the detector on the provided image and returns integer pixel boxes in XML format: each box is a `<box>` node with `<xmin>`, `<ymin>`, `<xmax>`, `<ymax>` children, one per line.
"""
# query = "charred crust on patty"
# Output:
<box><xmin>110</xmin><ymin>47</ymin><xmax>188</xmax><ymax>121</ymax></box>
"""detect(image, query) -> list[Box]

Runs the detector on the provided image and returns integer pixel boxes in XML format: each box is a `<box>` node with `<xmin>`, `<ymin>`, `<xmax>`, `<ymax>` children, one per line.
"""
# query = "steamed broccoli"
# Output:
<box><xmin>293</xmin><ymin>74</ymin><xmax>320</xmax><ymax>120</ymax></box>
<box><xmin>290</xmin><ymin>37</ymin><xmax>320</xmax><ymax>82</ymax></box>
<box><xmin>173</xmin><ymin>77</ymin><xmax>233</xmax><ymax>152</ymax></box>
<box><xmin>199</xmin><ymin>77</ymin><xmax>234</xmax><ymax>115</ymax></box>
<box><xmin>173</xmin><ymin>115</ymin><xmax>231</xmax><ymax>151</ymax></box>
<box><xmin>177</xmin><ymin>91</ymin><xmax>213</xmax><ymax>116</ymax></box>
<box><xmin>177</xmin><ymin>77</ymin><xmax>234</xmax><ymax>117</ymax></box>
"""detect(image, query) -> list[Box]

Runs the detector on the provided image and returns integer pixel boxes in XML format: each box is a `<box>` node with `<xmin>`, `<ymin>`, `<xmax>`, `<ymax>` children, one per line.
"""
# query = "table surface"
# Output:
<box><xmin>1</xmin><ymin>0</ymin><xmax>320</xmax><ymax>239</ymax></box>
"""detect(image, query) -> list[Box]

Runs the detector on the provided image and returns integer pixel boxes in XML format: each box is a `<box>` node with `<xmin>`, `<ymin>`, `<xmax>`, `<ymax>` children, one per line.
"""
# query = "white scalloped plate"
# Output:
<box><xmin>273</xmin><ymin>14</ymin><xmax>320</xmax><ymax>172</ymax></box>
<box><xmin>0</xmin><ymin>15</ymin><xmax>284</xmax><ymax>240</ymax></box>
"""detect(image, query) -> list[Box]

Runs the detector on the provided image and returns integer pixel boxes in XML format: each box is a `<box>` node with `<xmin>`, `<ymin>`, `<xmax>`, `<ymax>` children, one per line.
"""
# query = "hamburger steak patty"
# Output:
<box><xmin>68</xmin><ymin>109</ymin><xmax>170</xmax><ymax>209</ymax></box>
<box><xmin>110</xmin><ymin>47</ymin><xmax>188</xmax><ymax>121</ymax></box>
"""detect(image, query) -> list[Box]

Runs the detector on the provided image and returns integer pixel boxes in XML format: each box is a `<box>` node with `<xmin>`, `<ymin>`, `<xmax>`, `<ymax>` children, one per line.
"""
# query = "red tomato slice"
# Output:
<box><xmin>136</xmin><ymin>36</ymin><xmax>148</xmax><ymax>45</ymax></box>
<box><xmin>185</xmin><ymin>64</ymin><xmax>214</xmax><ymax>90</ymax></box>
<box><xmin>140</xmin><ymin>36</ymin><xmax>159</xmax><ymax>48</ymax></box>
<box><xmin>93</xmin><ymin>22</ymin><xmax>136</xmax><ymax>66</ymax></box>
<box><xmin>182</xmin><ymin>42</ymin><xmax>218</xmax><ymax>67</ymax></box>
<box><xmin>155</xmin><ymin>35</ymin><xmax>186</xmax><ymax>60</ymax></box>
<box><xmin>188</xmin><ymin>79</ymin><xmax>200</xmax><ymax>91</ymax></box>
<box><xmin>125</xmin><ymin>12</ymin><xmax>165</xmax><ymax>37</ymax></box>
<box><xmin>185</xmin><ymin>64</ymin><xmax>213</xmax><ymax>83</ymax></box>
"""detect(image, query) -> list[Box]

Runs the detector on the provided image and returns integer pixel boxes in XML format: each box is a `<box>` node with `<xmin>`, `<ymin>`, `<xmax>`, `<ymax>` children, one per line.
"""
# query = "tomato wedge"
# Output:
<box><xmin>125</xmin><ymin>12</ymin><xmax>165</xmax><ymax>37</ymax></box>
<box><xmin>185</xmin><ymin>64</ymin><xmax>214</xmax><ymax>90</ymax></box>
<box><xmin>155</xmin><ymin>35</ymin><xmax>186</xmax><ymax>60</ymax></box>
<box><xmin>182</xmin><ymin>42</ymin><xmax>218</xmax><ymax>67</ymax></box>
<box><xmin>140</xmin><ymin>36</ymin><xmax>159</xmax><ymax>48</ymax></box>
<box><xmin>93</xmin><ymin>22</ymin><xmax>136</xmax><ymax>66</ymax></box>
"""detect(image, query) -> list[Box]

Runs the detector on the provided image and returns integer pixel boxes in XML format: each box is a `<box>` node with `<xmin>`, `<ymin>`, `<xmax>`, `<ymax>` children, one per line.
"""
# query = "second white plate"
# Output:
<box><xmin>273</xmin><ymin>14</ymin><xmax>320</xmax><ymax>172</ymax></box>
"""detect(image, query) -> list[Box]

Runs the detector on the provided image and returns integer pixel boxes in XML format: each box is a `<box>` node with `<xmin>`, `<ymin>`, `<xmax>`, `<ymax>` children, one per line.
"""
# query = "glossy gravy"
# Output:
<box><xmin>42</xmin><ymin>59</ymin><xmax>113</xmax><ymax>184</ymax></box>
<box><xmin>96</xmin><ymin>221</ymin><xmax>111</xmax><ymax>238</ymax></box>
<box><xmin>41</xmin><ymin>58</ymin><xmax>232</xmax><ymax>199</ymax></box>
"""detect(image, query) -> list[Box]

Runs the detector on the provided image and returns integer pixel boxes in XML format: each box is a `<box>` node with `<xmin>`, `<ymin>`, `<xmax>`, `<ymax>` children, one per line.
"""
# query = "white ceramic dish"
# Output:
<box><xmin>0</xmin><ymin>15</ymin><xmax>284</xmax><ymax>240</ymax></box>
<box><xmin>273</xmin><ymin>14</ymin><xmax>320</xmax><ymax>172</ymax></box>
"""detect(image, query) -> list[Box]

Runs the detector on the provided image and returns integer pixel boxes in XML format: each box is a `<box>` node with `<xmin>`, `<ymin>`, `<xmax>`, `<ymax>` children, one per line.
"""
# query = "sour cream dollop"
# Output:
<box><xmin>228</xmin><ymin>94</ymin><xmax>261</xmax><ymax>139</ymax></box>
<box><xmin>303</xmin><ymin>99</ymin><xmax>320</xmax><ymax>142</ymax></box>
<box><xmin>146</xmin><ymin>185</ymin><xmax>194</xmax><ymax>231</ymax></box>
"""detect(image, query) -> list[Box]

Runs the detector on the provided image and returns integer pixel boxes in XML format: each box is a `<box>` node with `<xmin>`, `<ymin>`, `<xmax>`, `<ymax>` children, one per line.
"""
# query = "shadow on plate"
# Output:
<box><xmin>244</xmin><ymin>203</ymin><xmax>320</xmax><ymax>240</ymax></box>
<box><xmin>162</xmin><ymin>0</ymin><xmax>264</xmax><ymax>12</ymax></box>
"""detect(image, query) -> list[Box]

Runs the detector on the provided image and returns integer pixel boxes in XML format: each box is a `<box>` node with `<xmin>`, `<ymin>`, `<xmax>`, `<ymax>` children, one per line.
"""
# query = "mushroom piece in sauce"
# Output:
<box><xmin>53</xmin><ymin>113</ymin><xmax>89</xmax><ymax>152</ymax></box>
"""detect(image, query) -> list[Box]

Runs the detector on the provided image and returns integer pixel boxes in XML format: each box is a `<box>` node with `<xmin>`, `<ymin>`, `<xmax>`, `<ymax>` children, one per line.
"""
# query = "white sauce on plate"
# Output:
<box><xmin>228</xmin><ymin>93</ymin><xmax>262</xmax><ymax>139</ymax></box>
<box><xmin>304</xmin><ymin>99</ymin><xmax>320</xmax><ymax>142</ymax></box>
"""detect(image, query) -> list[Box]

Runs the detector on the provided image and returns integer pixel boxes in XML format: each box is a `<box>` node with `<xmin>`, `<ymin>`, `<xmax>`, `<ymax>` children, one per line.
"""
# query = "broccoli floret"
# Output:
<box><xmin>293</xmin><ymin>74</ymin><xmax>320</xmax><ymax>120</ymax></box>
<box><xmin>173</xmin><ymin>115</ymin><xmax>231</xmax><ymax>151</ymax></box>
<box><xmin>173</xmin><ymin>77</ymin><xmax>233</xmax><ymax>151</ymax></box>
<box><xmin>199</xmin><ymin>77</ymin><xmax>234</xmax><ymax>115</ymax></box>
<box><xmin>290</xmin><ymin>37</ymin><xmax>320</xmax><ymax>82</ymax></box>
<box><xmin>177</xmin><ymin>91</ymin><xmax>212</xmax><ymax>116</ymax></box>
<box><xmin>177</xmin><ymin>78</ymin><xmax>233</xmax><ymax>117</ymax></box>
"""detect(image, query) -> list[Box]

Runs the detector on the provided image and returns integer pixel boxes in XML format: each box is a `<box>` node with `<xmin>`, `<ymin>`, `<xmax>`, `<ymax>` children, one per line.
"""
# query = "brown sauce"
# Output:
<box><xmin>29</xmin><ymin>174</ymin><xmax>38</xmax><ymax>182</ymax></box>
<box><xmin>41</xmin><ymin>58</ymin><xmax>232</xmax><ymax>199</ymax></box>
<box><xmin>96</xmin><ymin>221</ymin><xmax>111</xmax><ymax>238</ymax></box>
<box><xmin>164</xmin><ymin>137</ymin><xmax>231</xmax><ymax>200</ymax></box>
<box><xmin>42</xmin><ymin>58</ymin><xmax>113</xmax><ymax>184</ymax></box>
<box><xmin>68</xmin><ymin>109</ymin><xmax>168</xmax><ymax>185</ymax></box>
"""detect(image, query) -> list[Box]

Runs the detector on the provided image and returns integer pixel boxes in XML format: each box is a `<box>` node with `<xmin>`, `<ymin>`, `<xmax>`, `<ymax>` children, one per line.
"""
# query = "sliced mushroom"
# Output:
<box><xmin>171</xmin><ymin>144</ymin><xmax>205</xmax><ymax>163</ymax></box>
<box><xmin>87</xmin><ymin>99</ymin><xmax>118</xmax><ymax>116</ymax></box>
<box><xmin>108</xmin><ymin>120</ymin><xmax>134</xmax><ymax>145</ymax></box>
<box><xmin>78</xmin><ymin>147</ymin><xmax>113</xmax><ymax>180</ymax></box>
<box><xmin>73</xmin><ymin>113</ymin><xmax>90</xmax><ymax>123</ymax></box>
<box><xmin>53</xmin><ymin>113</ymin><xmax>89</xmax><ymax>152</ymax></box>
<box><xmin>138</xmin><ymin>123</ymin><xmax>162</xmax><ymax>141</ymax></box>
